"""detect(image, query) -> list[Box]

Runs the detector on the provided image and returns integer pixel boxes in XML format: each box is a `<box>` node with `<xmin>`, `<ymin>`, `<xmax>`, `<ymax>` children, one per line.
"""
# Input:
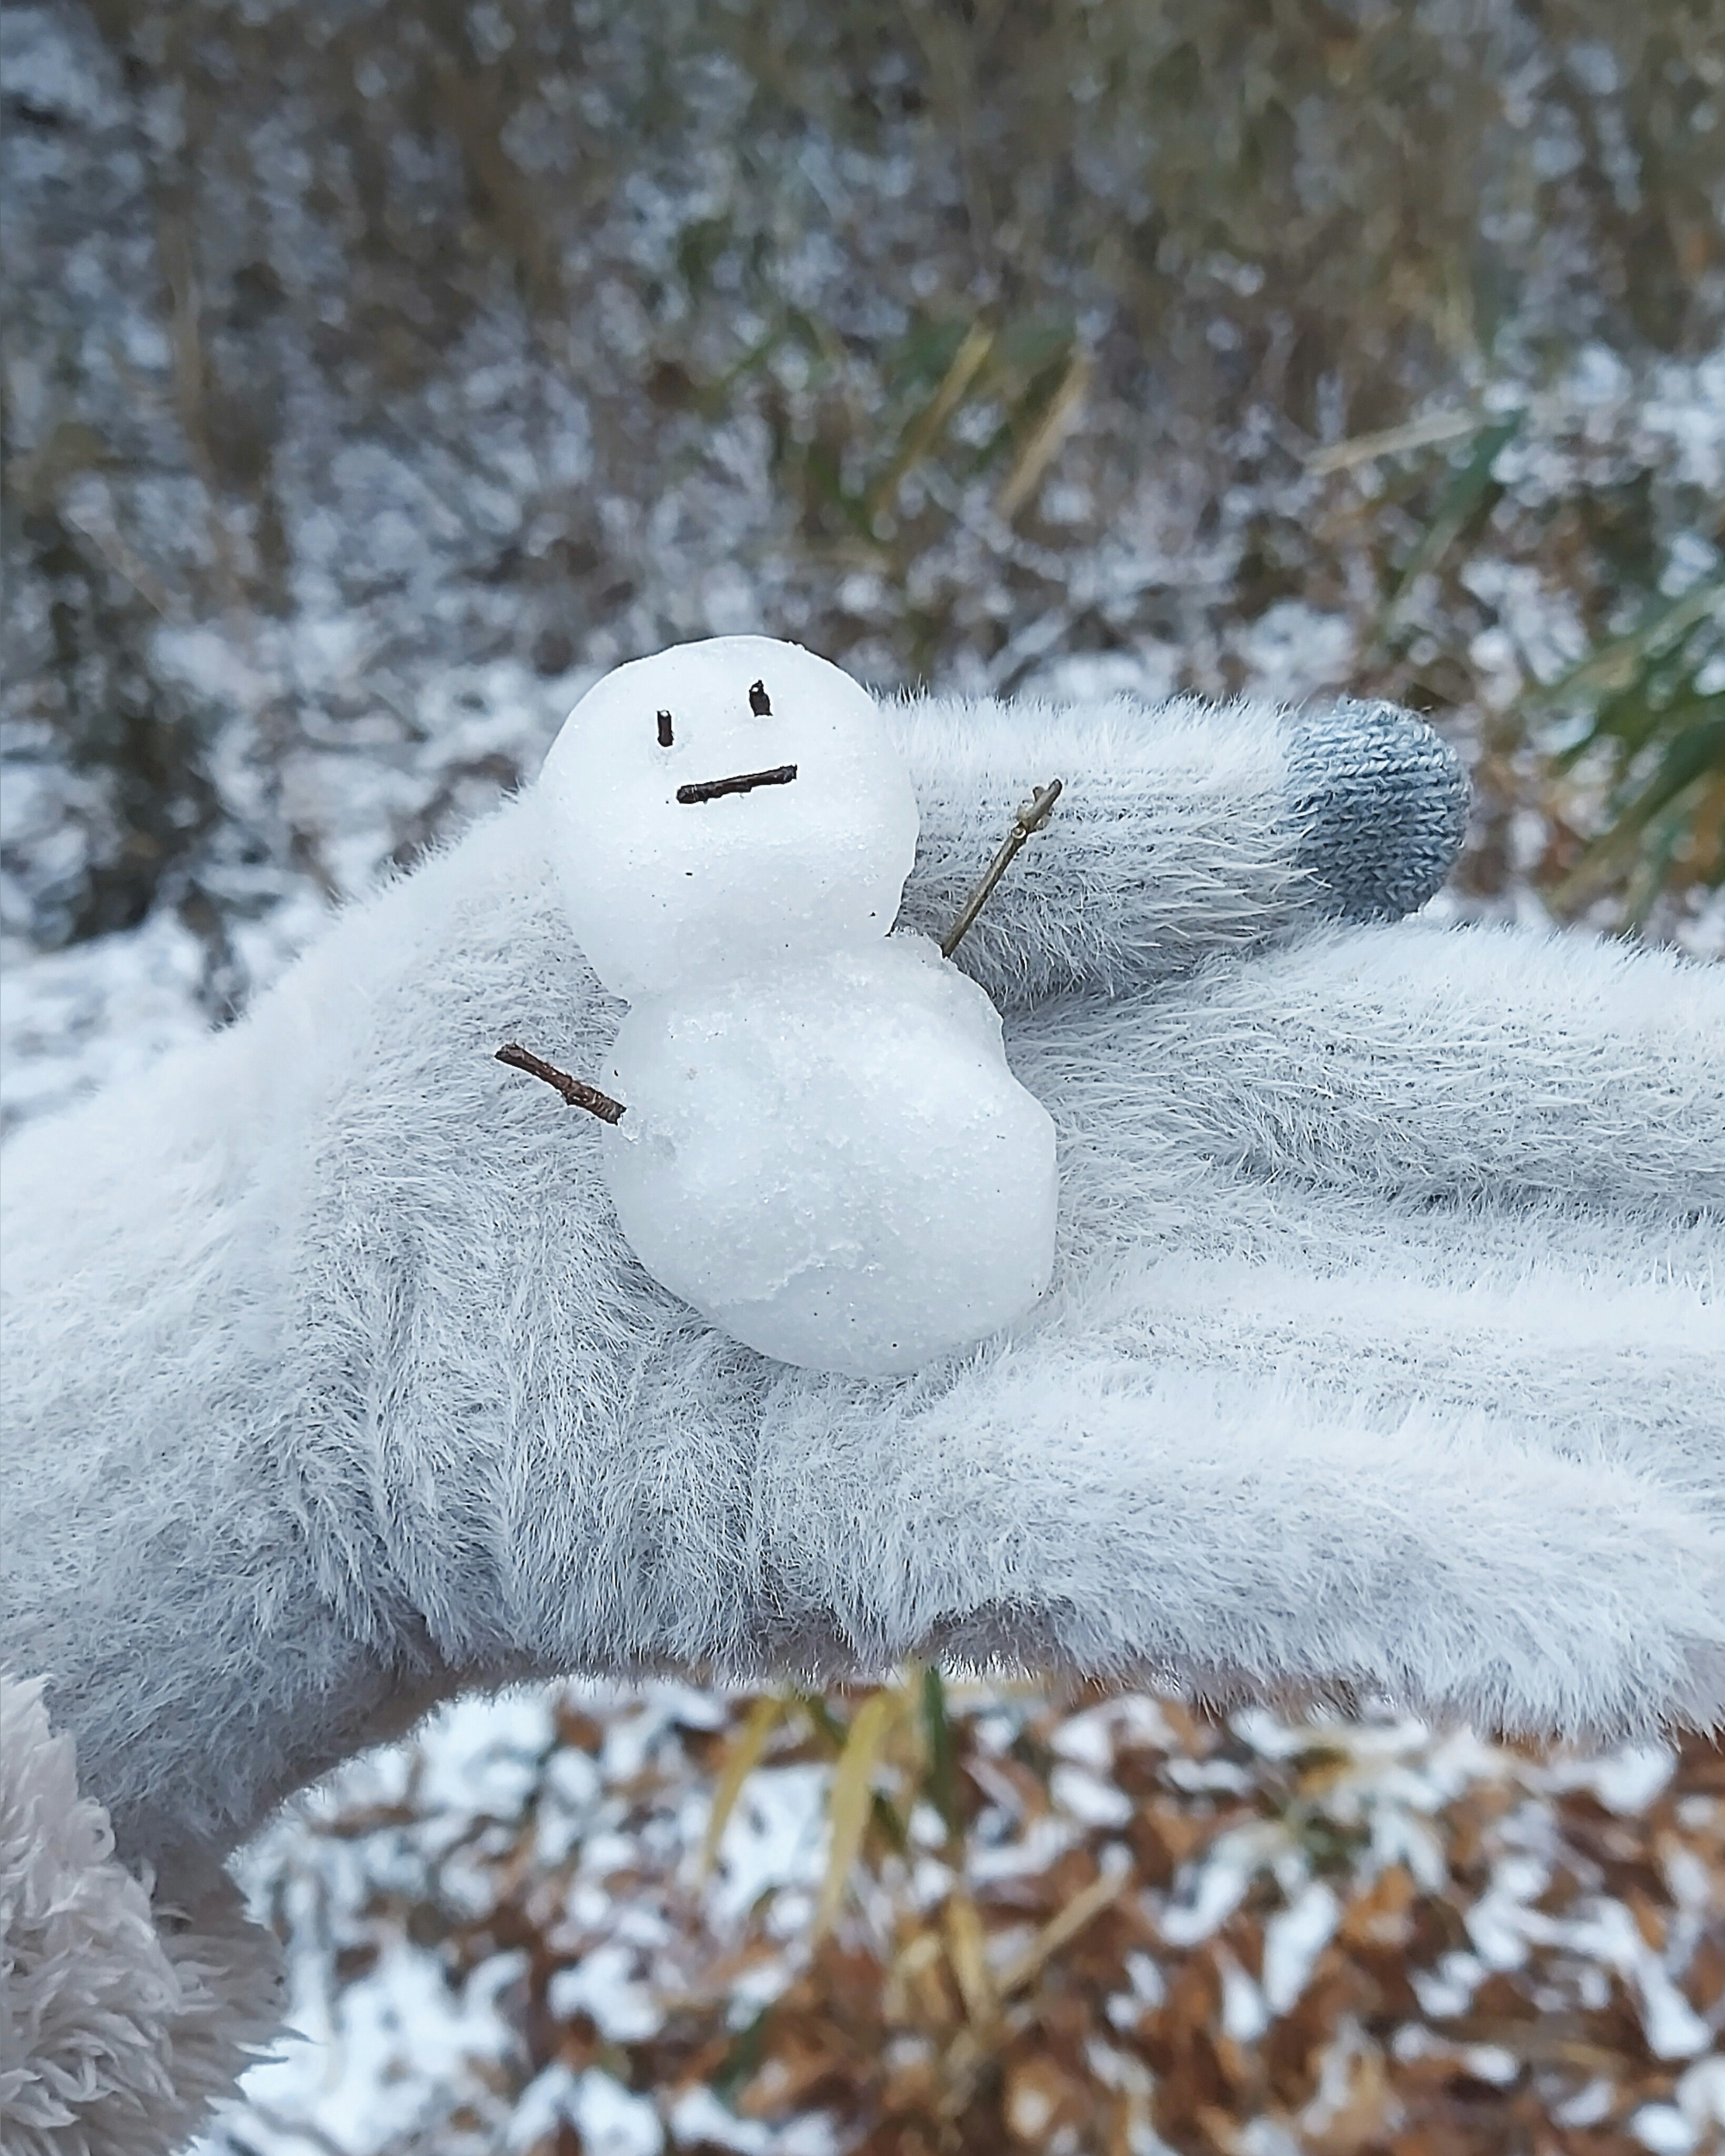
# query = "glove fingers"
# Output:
<box><xmin>752</xmin><ymin>1339</ymin><xmax>1725</xmax><ymax>1743</ymax></box>
<box><xmin>1048</xmin><ymin>1200</ymin><xmax>1722</xmax><ymax>1507</ymax></box>
<box><xmin>1010</xmin><ymin>994</ymin><xmax>1720</xmax><ymax>1488</ymax></box>
<box><xmin>1009</xmin><ymin>917</ymin><xmax>1725</xmax><ymax>1210</ymax></box>
<box><xmin>891</xmin><ymin>692</ymin><xmax>1465</xmax><ymax>1007</ymax></box>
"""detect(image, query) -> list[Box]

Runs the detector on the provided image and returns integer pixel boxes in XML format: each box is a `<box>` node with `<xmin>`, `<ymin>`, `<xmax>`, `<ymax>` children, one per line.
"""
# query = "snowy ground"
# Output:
<box><xmin>195</xmin><ymin>1683</ymin><xmax>1725</xmax><ymax>2156</ymax></box>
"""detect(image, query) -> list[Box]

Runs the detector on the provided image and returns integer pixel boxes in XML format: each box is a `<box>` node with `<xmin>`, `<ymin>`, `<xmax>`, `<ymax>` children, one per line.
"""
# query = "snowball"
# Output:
<box><xmin>601</xmin><ymin>937</ymin><xmax>1057</xmax><ymax>1377</ymax></box>
<box><xmin>538</xmin><ymin>635</ymin><xmax>919</xmax><ymax>999</ymax></box>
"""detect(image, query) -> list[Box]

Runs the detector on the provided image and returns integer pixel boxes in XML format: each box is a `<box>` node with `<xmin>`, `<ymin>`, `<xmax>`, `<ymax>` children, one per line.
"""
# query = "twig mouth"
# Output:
<box><xmin>676</xmin><ymin>763</ymin><xmax>798</xmax><ymax>804</ymax></box>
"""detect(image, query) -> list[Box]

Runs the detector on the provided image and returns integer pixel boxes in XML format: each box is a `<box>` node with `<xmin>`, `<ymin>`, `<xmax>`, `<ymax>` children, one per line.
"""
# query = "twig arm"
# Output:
<box><xmin>496</xmin><ymin>1042</ymin><xmax>626</xmax><ymax>1123</ymax></box>
<box><xmin>939</xmin><ymin>779</ymin><xmax>1063</xmax><ymax>959</ymax></box>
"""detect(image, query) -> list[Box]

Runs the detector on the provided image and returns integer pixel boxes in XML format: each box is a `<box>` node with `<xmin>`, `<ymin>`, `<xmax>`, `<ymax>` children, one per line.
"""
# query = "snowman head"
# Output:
<box><xmin>537</xmin><ymin>636</ymin><xmax>920</xmax><ymax>999</ymax></box>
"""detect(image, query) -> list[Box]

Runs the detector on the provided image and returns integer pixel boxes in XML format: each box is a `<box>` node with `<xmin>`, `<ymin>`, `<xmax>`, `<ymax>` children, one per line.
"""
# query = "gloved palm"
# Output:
<box><xmin>4</xmin><ymin>685</ymin><xmax>1722</xmax><ymax>1935</ymax></box>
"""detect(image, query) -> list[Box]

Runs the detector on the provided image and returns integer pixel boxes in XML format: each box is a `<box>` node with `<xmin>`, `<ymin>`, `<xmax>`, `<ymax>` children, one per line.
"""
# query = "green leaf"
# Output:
<box><xmin>1536</xmin><ymin>577</ymin><xmax>1725</xmax><ymax>726</ymax></box>
<box><xmin>1376</xmin><ymin>411</ymin><xmax>1524</xmax><ymax>638</ymax></box>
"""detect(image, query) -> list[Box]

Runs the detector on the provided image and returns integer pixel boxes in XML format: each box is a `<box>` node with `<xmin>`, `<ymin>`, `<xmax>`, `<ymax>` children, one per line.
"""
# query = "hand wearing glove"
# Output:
<box><xmin>3</xmin><ymin>676</ymin><xmax>1720</xmax><ymax>2153</ymax></box>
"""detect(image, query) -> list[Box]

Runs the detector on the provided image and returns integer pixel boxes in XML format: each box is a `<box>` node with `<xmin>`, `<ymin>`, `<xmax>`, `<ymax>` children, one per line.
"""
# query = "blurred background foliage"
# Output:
<box><xmin>4</xmin><ymin>0</ymin><xmax>1725</xmax><ymax>2148</ymax></box>
<box><xmin>4</xmin><ymin>0</ymin><xmax>1724</xmax><ymax>1026</ymax></box>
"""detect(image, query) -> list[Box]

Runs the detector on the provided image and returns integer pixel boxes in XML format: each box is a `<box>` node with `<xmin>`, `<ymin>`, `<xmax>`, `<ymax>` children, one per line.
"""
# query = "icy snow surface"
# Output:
<box><xmin>606</xmin><ymin>935</ymin><xmax>1057</xmax><ymax>1374</ymax></box>
<box><xmin>540</xmin><ymin>634</ymin><xmax>1054</xmax><ymax>1374</ymax></box>
<box><xmin>538</xmin><ymin>636</ymin><xmax>919</xmax><ymax>1000</ymax></box>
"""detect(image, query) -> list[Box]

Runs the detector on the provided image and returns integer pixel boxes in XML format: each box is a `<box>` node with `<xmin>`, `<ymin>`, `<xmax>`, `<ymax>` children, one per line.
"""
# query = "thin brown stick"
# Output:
<box><xmin>495</xmin><ymin>1043</ymin><xmax>626</xmax><ymax>1123</ymax></box>
<box><xmin>677</xmin><ymin>763</ymin><xmax>798</xmax><ymax>804</ymax></box>
<box><xmin>940</xmin><ymin>778</ymin><xmax>1064</xmax><ymax>958</ymax></box>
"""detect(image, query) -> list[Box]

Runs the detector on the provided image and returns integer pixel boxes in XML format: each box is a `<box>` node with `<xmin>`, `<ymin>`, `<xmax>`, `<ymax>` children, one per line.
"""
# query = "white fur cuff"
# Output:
<box><xmin>0</xmin><ymin>1674</ymin><xmax>282</xmax><ymax>2156</ymax></box>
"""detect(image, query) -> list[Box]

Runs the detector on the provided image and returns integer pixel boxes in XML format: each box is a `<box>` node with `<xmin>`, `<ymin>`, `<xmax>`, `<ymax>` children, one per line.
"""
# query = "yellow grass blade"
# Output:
<box><xmin>997</xmin><ymin>1866</ymin><xmax>1126</xmax><ymax>1996</ymax></box>
<box><xmin>995</xmin><ymin>347</ymin><xmax>1090</xmax><ymax>520</ymax></box>
<box><xmin>867</xmin><ymin>321</ymin><xmax>996</xmax><ymax>517</ymax></box>
<box><xmin>699</xmin><ymin>1693</ymin><xmax>786</xmax><ymax>1878</ymax></box>
<box><xmin>1304</xmin><ymin>406</ymin><xmax>1481</xmax><ymax>475</ymax></box>
<box><xmin>942</xmin><ymin>1888</ymin><xmax>998</xmax><ymax>2027</ymax></box>
<box><xmin>813</xmin><ymin>1688</ymin><xmax>905</xmax><ymax>1937</ymax></box>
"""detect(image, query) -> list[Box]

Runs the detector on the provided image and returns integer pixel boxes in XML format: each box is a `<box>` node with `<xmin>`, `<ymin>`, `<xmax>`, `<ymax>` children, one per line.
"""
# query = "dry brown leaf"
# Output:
<box><xmin>1003</xmin><ymin>2052</ymin><xmax>1086</xmax><ymax>2146</ymax></box>
<box><xmin>1339</xmin><ymin>1862</ymin><xmax>1417</xmax><ymax>1948</ymax></box>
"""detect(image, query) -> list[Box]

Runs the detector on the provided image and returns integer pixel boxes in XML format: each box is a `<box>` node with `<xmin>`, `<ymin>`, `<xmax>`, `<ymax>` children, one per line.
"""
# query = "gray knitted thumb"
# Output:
<box><xmin>1286</xmin><ymin>699</ymin><xmax>1470</xmax><ymax>921</ymax></box>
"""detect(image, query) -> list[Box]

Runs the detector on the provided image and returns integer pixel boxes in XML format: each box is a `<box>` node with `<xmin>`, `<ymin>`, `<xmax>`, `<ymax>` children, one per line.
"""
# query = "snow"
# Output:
<box><xmin>512</xmin><ymin>2068</ymin><xmax>665</xmax><ymax>2156</ymax></box>
<box><xmin>536</xmin><ymin>635</ymin><xmax>1056</xmax><ymax>1375</ymax></box>
<box><xmin>183</xmin><ymin>1677</ymin><xmax>1724</xmax><ymax>2156</ymax></box>
<box><xmin>1631</xmin><ymin>2101</ymin><xmax>1700</xmax><ymax>2156</ymax></box>
<box><xmin>605</xmin><ymin>935</ymin><xmax>1057</xmax><ymax>1374</ymax></box>
<box><xmin>538</xmin><ymin>636</ymin><xmax>918</xmax><ymax>1001</ymax></box>
<box><xmin>669</xmin><ymin>2084</ymin><xmax>838</xmax><ymax>2155</ymax></box>
<box><xmin>1260</xmin><ymin>1881</ymin><xmax>1340</xmax><ymax>2014</ymax></box>
<box><xmin>1050</xmin><ymin>1763</ymin><xmax>1137</xmax><ymax>1829</ymax></box>
<box><xmin>707</xmin><ymin>1764</ymin><xmax>832</xmax><ymax>1926</ymax></box>
<box><xmin>1157</xmin><ymin>1821</ymin><xmax>1287</xmax><ymax>1947</ymax></box>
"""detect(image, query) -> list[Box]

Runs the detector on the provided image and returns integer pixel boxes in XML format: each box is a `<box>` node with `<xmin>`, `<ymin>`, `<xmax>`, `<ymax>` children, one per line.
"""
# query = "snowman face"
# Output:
<box><xmin>537</xmin><ymin>636</ymin><xmax>920</xmax><ymax>999</ymax></box>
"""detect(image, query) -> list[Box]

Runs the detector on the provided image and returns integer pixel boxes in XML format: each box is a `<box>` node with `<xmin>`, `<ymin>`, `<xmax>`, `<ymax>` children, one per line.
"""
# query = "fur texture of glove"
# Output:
<box><xmin>3</xmin><ymin>684</ymin><xmax>1721</xmax><ymax>2150</ymax></box>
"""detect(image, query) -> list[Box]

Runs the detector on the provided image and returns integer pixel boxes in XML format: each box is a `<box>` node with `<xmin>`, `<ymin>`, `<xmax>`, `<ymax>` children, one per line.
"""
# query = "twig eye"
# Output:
<box><xmin>656</xmin><ymin>710</ymin><xmax>674</xmax><ymax>747</ymax></box>
<box><xmin>748</xmin><ymin>680</ymin><xmax>772</xmax><ymax>717</ymax></box>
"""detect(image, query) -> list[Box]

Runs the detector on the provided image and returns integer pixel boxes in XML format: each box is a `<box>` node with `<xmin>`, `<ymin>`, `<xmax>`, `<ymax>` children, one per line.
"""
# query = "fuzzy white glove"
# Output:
<box><xmin>3</xmin><ymin>685</ymin><xmax>1721</xmax><ymax>2150</ymax></box>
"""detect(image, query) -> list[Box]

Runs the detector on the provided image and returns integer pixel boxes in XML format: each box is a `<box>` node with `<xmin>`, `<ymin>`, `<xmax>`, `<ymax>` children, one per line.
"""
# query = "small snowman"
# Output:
<box><xmin>501</xmin><ymin>635</ymin><xmax>1059</xmax><ymax>1378</ymax></box>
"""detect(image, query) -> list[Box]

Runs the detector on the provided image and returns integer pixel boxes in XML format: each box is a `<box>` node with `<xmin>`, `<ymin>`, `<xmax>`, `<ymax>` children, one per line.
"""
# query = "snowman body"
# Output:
<box><xmin>537</xmin><ymin>636</ymin><xmax>1057</xmax><ymax>1378</ymax></box>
